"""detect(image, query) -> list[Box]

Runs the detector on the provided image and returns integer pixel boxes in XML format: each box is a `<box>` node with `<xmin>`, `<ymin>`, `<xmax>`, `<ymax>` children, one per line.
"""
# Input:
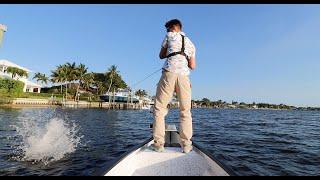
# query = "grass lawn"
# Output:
<box><xmin>19</xmin><ymin>92</ymin><xmax>64</xmax><ymax>99</ymax></box>
<box><xmin>0</xmin><ymin>91</ymin><xmax>63</xmax><ymax>100</ymax></box>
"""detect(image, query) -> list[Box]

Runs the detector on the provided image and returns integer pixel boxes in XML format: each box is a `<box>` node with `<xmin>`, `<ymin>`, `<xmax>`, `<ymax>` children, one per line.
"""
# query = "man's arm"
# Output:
<box><xmin>159</xmin><ymin>47</ymin><xmax>167</xmax><ymax>59</ymax></box>
<box><xmin>186</xmin><ymin>37</ymin><xmax>196</xmax><ymax>70</ymax></box>
<box><xmin>188</xmin><ymin>57</ymin><xmax>196</xmax><ymax>70</ymax></box>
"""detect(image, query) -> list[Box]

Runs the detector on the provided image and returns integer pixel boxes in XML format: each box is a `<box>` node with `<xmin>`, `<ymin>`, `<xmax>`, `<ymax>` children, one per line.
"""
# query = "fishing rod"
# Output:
<box><xmin>130</xmin><ymin>68</ymin><xmax>163</xmax><ymax>90</ymax></box>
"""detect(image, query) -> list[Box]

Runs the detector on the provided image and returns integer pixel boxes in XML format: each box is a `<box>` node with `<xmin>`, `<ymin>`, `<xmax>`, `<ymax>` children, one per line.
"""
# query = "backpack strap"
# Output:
<box><xmin>180</xmin><ymin>34</ymin><xmax>189</xmax><ymax>60</ymax></box>
<box><xmin>181</xmin><ymin>34</ymin><xmax>185</xmax><ymax>53</ymax></box>
<box><xmin>166</xmin><ymin>34</ymin><xmax>189</xmax><ymax>60</ymax></box>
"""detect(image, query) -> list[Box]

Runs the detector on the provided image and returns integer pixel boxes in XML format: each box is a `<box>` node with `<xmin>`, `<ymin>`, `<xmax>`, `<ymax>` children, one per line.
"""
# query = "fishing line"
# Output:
<box><xmin>130</xmin><ymin>68</ymin><xmax>163</xmax><ymax>89</ymax></box>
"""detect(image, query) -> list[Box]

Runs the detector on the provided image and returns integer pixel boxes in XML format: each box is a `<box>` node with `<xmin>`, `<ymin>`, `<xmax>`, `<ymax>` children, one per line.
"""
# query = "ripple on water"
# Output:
<box><xmin>0</xmin><ymin>108</ymin><xmax>319</xmax><ymax>176</ymax></box>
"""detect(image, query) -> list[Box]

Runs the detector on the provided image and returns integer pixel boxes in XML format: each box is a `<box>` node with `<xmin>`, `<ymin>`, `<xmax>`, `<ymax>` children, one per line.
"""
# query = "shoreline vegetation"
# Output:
<box><xmin>1</xmin><ymin>93</ymin><xmax>319</xmax><ymax>111</ymax></box>
<box><xmin>192</xmin><ymin>99</ymin><xmax>320</xmax><ymax>111</ymax></box>
<box><xmin>1</xmin><ymin>62</ymin><xmax>319</xmax><ymax>111</ymax></box>
<box><xmin>1</xmin><ymin>62</ymin><xmax>126</xmax><ymax>103</ymax></box>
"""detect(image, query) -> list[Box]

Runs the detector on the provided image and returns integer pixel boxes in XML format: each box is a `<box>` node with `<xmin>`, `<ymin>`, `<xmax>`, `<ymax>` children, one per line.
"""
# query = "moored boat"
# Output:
<box><xmin>100</xmin><ymin>89</ymin><xmax>140</xmax><ymax>103</ymax></box>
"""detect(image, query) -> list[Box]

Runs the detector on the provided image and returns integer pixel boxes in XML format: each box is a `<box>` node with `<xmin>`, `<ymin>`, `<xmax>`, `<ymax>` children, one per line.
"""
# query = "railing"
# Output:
<box><xmin>2</xmin><ymin>97</ymin><xmax>145</xmax><ymax>110</ymax></box>
<box><xmin>12</xmin><ymin>98</ymin><xmax>60</xmax><ymax>106</ymax></box>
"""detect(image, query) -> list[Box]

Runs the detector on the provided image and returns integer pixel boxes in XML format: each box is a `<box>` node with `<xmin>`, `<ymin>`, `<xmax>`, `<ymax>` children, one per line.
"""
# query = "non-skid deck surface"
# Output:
<box><xmin>106</xmin><ymin>143</ymin><xmax>229</xmax><ymax>176</ymax></box>
<box><xmin>132</xmin><ymin>147</ymin><xmax>218</xmax><ymax>176</ymax></box>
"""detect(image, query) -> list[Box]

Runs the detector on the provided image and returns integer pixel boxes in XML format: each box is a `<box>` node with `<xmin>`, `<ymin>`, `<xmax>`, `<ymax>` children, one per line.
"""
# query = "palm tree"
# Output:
<box><xmin>66</xmin><ymin>62</ymin><xmax>77</xmax><ymax>84</ymax></box>
<box><xmin>202</xmin><ymin>98</ymin><xmax>211</xmax><ymax>107</ymax></box>
<box><xmin>95</xmin><ymin>81</ymin><xmax>105</xmax><ymax>95</ymax></box>
<box><xmin>82</xmin><ymin>73</ymin><xmax>94</xmax><ymax>91</ymax></box>
<box><xmin>74</xmin><ymin>63</ymin><xmax>88</xmax><ymax>101</ymax></box>
<box><xmin>80</xmin><ymin>72</ymin><xmax>95</xmax><ymax>101</ymax></box>
<box><xmin>33</xmin><ymin>73</ymin><xmax>49</xmax><ymax>88</ymax></box>
<box><xmin>135</xmin><ymin>89</ymin><xmax>148</xmax><ymax>99</ymax></box>
<box><xmin>106</xmin><ymin>65</ymin><xmax>119</xmax><ymax>94</ymax></box>
<box><xmin>6</xmin><ymin>67</ymin><xmax>28</xmax><ymax>79</ymax></box>
<box><xmin>33</xmin><ymin>72</ymin><xmax>42</xmax><ymax>82</ymax></box>
<box><xmin>17</xmin><ymin>69</ymin><xmax>29</xmax><ymax>79</ymax></box>
<box><xmin>53</xmin><ymin>64</ymin><xmax>71</xmax><ymax>99</ymax></box>
<box><xmin>51</xmin><ymin>65</ymin><xmax>67</xmax><ymax>94</ymax></box>
<box><xmin>62</xmin><ymin>62</ymin><xmax>77</xmax><ymax>100</ymax></box>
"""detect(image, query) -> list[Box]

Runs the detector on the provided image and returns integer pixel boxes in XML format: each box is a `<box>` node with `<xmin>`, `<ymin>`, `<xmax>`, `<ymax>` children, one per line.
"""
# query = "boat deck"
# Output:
<box><xmin>104</xmin><ymin>125</ymin><xmax>231</xmax><ymax>176</ymax></box>
<box><xmin>106</xmin><ymin>142</ymin><xmax>229</xmax><ymax>176</ymax></box>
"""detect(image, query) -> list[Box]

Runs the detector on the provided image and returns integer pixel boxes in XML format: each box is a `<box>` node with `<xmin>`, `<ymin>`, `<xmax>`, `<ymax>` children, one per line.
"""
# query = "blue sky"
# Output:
<box><xmin>0</xmin><ymin>4</ymin><xmax>320</xmax><ymax>107</ymax></box>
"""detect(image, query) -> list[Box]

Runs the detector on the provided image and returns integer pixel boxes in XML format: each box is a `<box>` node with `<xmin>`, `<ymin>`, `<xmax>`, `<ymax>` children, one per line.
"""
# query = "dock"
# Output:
<box><xmin>6</xmin><ymin>98</ymin><xmax>144</xmax><ymax>110</ymax></box>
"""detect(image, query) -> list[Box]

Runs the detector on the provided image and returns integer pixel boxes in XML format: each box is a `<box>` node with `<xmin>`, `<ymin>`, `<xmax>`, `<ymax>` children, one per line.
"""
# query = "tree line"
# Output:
<box><xmin>30</xmin><ymin>63</ymin><xmax>126</xmax><ymax>101</ymax></box>
<box><xmin>3</xmin><ymin>63</ymin><xmax>151</xmax><ymax>102</ymax></box>
<box><xmin>193</xmin><ymin>98</ymin><xmax>296</xmax><ymax>110</ymax></box>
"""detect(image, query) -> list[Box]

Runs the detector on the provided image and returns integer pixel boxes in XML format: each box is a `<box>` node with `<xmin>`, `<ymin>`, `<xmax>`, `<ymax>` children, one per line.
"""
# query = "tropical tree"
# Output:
<box><xmin>6</xmin><ymin>66</ymin><xmax>28</xmax><ymax>79</ymax></box>
<box><xmin>33</xmin><ymin>72</ymin><xmax>42</xmax><ymax>82</ymax></box>
<box><xmin>106</xmin><ymin>65</ymin><xmax>119</xmax><ymax>94</ymax></box>
<box><xmin>51</xmin><ymin>63</ymin><xmax>76</xmax><ymax>99</ymax></box>
<box><xmin>61</xmin><ymin>62</ymin><xmax>77</xmax><ymax>100</ymax></box>
<box><xmin>17</xmin><ymin>69</ymin><xmax>29</xmax><ymax>79</ymax></box>
<box><xmin>95</xmin><ymin>81</ymin><xmax>106</xmax><ymax>95</ymax></box>
<box><xmin>65</xmin><ymin>62</ymin><xmax>77</xmax><ymax>84</ymax></box>
<box><xmin>202</xmin><ymin>98</ymin><xmax>211</xmax><ymax>107</ymax></box>
<box><xmin>81</xmin><ymin>73</ymin><xmax>95</xmax><ymax>91</ymax></box>
<box><xmin>232</xmin><ymin>101</ymin><xmax>239</xmax><ymax>105</ymax></box>
<box><xmin>51</xmin><ymin>65</ymin><xmax>67</xmax><ymax>94</ymax></box>
<box><xmin>89</xmin><ymin>65</ymin><xmax>127</xmax><ymax>96</ymax></box>
<box><xmin>50</xmin><ymin>63</ymin><xmax>128</xmax><ymax>99</ymax></box>
<box><xmin>79</xmin><ymin>72</ymin><xmax>95</xmax><ymax>101</ymax></box>
<box><xmin>135</xmin><ymin>89</ymin><xmax>148</xmax><ymax>98</ymax></box>
<box><xmin>33</xmin><ymin>72</ymin><xmax>49</xmax><ymax>87</ymax></box>
<box><xmin>92</xmin><ymin>73</ymin><xmax>107</xmax><ymax>95</ymax></box>
<box><xmin>110</xmin><ymin>72</ymin><xmax>127</xmax><ymax>90</ymax></box>
<box><xmin>74</xmin><ymin>63</ymin><xmax>88</xmax><ymax>101</ymax></box>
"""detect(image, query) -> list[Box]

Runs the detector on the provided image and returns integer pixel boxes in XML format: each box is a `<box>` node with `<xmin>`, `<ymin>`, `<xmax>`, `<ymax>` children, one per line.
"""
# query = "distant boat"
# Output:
<box><xmin>141</xmin><ymin>104</ymin><xmax>152</xmax><ymax>110</ymax></box>
<box><xmin>100</xmin><ymin>89</ymin><xmax>140</xmax><ymax>103</ymax></box>
<box><xmin>140</xmin><ymin>96</ymin><xmax>154</xmax><ymax>110</ymax></box>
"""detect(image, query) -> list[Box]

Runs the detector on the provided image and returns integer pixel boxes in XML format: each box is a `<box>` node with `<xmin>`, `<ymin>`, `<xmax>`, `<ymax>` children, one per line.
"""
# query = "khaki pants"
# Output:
<box><xmin>153</xmin><ymin>71</ymin><xmax>193</xmax><ymax>147</ymax></box>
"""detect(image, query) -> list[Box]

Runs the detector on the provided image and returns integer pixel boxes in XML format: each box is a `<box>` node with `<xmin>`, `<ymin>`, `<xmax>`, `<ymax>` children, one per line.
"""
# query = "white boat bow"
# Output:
<box><xmin>96</xmin><ymin>125</ymin><xmax>235</xmax><ymax>176</ymax></box>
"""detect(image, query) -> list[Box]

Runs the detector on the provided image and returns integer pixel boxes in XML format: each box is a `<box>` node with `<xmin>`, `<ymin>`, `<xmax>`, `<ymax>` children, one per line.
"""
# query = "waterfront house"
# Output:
<box><xmin>0</xmin><ymin>59</ymin><xmax>41</xmax><ymax>93</ymax></box>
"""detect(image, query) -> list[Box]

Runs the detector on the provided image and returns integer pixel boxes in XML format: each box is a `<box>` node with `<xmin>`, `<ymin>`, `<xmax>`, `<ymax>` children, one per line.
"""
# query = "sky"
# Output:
<box><xmin>0</xmin><ymin>4</ymin><xmax>320</xmax><ymax>107</ymax></box>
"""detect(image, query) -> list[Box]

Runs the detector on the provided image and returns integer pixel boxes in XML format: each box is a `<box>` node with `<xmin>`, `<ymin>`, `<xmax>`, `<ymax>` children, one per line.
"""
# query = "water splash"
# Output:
<box><xmin>14</xmin><ymin>116</ymin><xmax>82</xmax><ymax>165</ymax></box>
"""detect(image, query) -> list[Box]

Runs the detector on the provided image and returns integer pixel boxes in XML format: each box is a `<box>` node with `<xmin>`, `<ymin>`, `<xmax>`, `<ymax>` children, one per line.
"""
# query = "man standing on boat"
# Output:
<box><xmin>152</xmin><ymin>19</ymin><xmax>196</xmax><ymax>153</ymax></box>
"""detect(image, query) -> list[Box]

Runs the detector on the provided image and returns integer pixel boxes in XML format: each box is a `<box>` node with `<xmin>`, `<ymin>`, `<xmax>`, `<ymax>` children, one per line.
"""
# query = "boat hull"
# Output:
<box><xmin>100</xmin><ymin>95</ymin><xmax>139</xmax><ymax>103</ymax></box>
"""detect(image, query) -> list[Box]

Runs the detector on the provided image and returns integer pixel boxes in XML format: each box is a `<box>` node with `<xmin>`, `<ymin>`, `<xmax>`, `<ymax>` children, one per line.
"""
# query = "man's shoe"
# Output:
<box><xmin>182</xmin><ymin>145</ymin><xmax>193</xmax><ymax>154</ymax></box>
<box><xmin>150</xmin><ymin>143</ymin><xmax>165</xmax><ymax>153</ymax></box>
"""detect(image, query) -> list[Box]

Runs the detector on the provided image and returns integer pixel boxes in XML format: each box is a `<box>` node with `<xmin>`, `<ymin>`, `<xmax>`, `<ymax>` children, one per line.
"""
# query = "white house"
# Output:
<box><xmin>0</xmin><ymin>59</ymin><xmax>41</xmax><ymax>93</ymax></box>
